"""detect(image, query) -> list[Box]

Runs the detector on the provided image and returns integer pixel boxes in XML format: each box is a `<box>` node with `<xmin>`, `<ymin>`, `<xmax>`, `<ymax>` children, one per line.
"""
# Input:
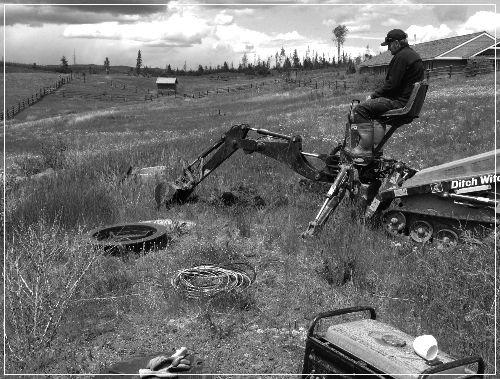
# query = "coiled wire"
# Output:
<box><xmin>171</xmin><ymin>263</ymin><xmax>255</xmax><ymax>299</ymax></box>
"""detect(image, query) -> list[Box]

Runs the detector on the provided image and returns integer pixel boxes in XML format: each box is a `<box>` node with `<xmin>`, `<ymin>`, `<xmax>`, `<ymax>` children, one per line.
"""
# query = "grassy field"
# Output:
<box><xmin>3</xmin><ymin>68</ymin><xmax>497</xmax><ymax>375</ymax></box>
<box><xmin>1</xmin><ymin>72</ymin><xmax>66</xmax><ymax>109</ymax></box>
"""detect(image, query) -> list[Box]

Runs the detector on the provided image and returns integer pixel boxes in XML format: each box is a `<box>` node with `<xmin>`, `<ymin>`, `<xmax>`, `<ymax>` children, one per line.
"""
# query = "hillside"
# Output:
<box><xmin>3</xmin><ymin>69</ymin><xmax>497</xmax><ymax>375</ymax></box>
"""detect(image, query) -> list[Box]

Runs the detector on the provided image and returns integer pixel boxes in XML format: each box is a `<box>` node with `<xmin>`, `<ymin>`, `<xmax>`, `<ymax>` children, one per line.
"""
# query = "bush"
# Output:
<box><xmin>6</xmin><ymin>172</ymin><xmax>118</xmax><ymax>233</ymax></box>
<box><xmin>346</xmin><ymin>62</ymin><xmax>356</xmax><ymax>74</ymax></box>
<box><xmin>5</xmin><ymin>222</ymin><xmax>100</xmax><ymax>372</ymax></box>
<box><xmin>11</xmin><ymin>155</ymin><xmax>46</xmax><ymax>177</ymax></box>
<box><xmin>465</xmin><ymin>57</ymin><xmax>493</xmax><ymax>77</ymax></box>
<box><xmin>353</xmin><ymin>73</ymin><xmax>385</xmax><ymax>92</ymax></box>
<box><xmin>40</xmin><ymin>136</ymin><xmax>69</xmax><ymax>170</ymax></box>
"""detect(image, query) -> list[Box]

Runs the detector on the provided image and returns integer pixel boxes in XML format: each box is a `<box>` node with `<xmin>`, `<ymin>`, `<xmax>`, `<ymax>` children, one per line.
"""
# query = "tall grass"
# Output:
<box><xmin>4</xmin><ymin>71</ymin><xmax>497</xmax><ymax>373</ymax></box>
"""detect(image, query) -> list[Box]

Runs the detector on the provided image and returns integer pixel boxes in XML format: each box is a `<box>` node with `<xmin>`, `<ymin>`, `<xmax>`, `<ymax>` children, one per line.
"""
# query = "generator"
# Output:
<box><xmin>302</xmin><ymin>306</ymin><xmax>485</xmax><ymax>378</ymax></box>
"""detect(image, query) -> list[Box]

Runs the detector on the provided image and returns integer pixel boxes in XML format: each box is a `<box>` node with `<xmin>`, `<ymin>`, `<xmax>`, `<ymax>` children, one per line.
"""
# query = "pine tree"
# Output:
<box><xmin>241</xmin><ymin>52</ymin><xmax>248</xmax><ymax>68</ymax></box>
<box><xmin>333</xmin><ymin>25</ymin><xmax>348</xmax><ymax>64</ymax></box>
<box><xmin>104</xmin><ymin>57</ymin><xmax>110</xmax><ymax>74</ymax></box>
<box><xmin>283</xmin><ymin>57</ymin><xmax>292</xmax><ymax>71</ymax></box>
<box><xmin>136</xmin><ymin>50</ymin><xmax>142</xmax><ymax>75</ymax></box>
<box><xmin>292</xmin><ymin>49</ymin><xmax>301</xmax><ymax>68</ymax></box>
<box><xmin>60</xmin><ymin>56</ymin><xmax>69</xmax><ymax>73</ymax></box>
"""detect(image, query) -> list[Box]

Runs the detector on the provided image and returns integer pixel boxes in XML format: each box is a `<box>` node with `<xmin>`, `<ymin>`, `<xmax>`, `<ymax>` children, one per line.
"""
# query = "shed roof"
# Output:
<box><xmin>360</xmin><ymin>31</ymin><xmax>495</xmax><ymax>68</ymax></box>
<box><xmin>156</xmin><ymin>77</ymin><xmax>178</xmax><ymax>84</ymax></box>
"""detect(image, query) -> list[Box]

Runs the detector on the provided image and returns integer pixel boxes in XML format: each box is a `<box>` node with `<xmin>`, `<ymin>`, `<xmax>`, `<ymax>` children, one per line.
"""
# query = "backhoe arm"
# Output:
<box><xmin>157</xmin><ymin>123</ymin><xmax>340</xmax><ymax>207</ymax></box>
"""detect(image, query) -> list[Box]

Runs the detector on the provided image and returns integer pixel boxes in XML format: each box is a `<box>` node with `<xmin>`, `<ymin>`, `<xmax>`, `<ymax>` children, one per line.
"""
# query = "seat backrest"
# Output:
<box><xmin>373</xmin><ymin>81</ymin><xmax>429</xmax><ymax>154</ymax></box>
<box><xmin>405</xmin><ymin>80</ymin><xmax>428</xmax><ymax>118</ymax></box>
<box><xmin>380</xmin><ymin>80</ymin><xmax>428</xmax><ymax>121</ymax></box>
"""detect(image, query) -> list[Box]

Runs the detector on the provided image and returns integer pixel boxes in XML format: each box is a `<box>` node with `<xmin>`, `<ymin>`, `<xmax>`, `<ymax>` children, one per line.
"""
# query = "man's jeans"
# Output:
<box><xmin>352</xmin><ymin>97</ymin><xmax>404</xmax><ymax>123</ymax></box>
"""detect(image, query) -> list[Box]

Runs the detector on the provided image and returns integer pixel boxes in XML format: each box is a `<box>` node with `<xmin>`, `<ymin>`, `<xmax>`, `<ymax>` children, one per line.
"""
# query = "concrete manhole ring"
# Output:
<box><xmin>87</xmin><ymin>222</ymin><xmax>171</xmax><ymax>255</ymax></box>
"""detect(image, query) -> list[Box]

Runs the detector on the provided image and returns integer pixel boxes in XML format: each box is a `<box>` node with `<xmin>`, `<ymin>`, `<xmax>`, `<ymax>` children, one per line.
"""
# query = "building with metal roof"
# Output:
<box><xmin>359</xmin><ymin>31</ymin><xmax>497</xmax><ymax>75</ymax></box>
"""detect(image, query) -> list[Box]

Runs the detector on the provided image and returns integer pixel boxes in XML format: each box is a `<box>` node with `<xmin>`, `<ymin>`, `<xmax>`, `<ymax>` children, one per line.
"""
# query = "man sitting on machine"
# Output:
<box><xmin>347</xmin><ymin>29</ymin><xmax>424</xmax><ymax>162</ymax></box>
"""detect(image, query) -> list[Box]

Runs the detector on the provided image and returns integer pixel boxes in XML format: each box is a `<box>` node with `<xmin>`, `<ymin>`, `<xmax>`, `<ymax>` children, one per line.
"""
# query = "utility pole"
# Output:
<box><xmin>73</xmin><ymin>49</ymin><xmax>76</xmax><ymax>65</ymax></box>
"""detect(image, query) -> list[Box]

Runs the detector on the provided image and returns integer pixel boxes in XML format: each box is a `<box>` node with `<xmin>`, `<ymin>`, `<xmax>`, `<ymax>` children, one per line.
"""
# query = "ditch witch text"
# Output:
<box><xmin>451</xmin><ymin>173</ymin><xmax>499</xmax><ymax>189</ymax></box>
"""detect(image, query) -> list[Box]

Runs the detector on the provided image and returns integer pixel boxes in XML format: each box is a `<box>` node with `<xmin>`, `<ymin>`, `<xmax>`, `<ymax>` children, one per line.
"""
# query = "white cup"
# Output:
<box><xmin>412</xmin><ymin>334</ymin><xmax>438</xmax><ymax>361</ymax></box>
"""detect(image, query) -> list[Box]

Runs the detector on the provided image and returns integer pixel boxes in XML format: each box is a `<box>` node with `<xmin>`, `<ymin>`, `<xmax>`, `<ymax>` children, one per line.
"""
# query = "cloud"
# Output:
<box><xmin>233</xmin><ymin>8</ymin><xmax>255</xmax><ymax>16</ymax></box>
<box><xmin>63</xmin><ymin>13</ymin><xmax>212</xmax><ymax>48</ymax></box>
<box><xmin>457</xmin><ymin>11</ymin><xmax>500</xmax><ymax>35</ymax></box>
<box><xmin>382</xmin><ymin>18</ymin><xmax>402</xmax><ymax>27</ymax></box>
<box><xmin>214</xmin><ymin>12</ymin><xmax>233</xmax><ymax>25</ymax></box>
<box><xmin>433</xmin><ymin>5</ymin><xmax>468</xmax><ymax>24</ymax></box>
<box><xmin>212</xmin><ymin>23</ymin><xmax>270</xmax><ymax>53</ymax></box>
<box><xmin>4</xmin><ymin>4</ymin><xmax>165</xmax><ymax>26</ymax></box>
<box><xmin>343</xmin><ymin>22</ymin><xmax>370</xmax><ymax>33</ymax></box>
<box><xmin>63</xmin><ymin>22</ymin><xmax>123</xmax><ymax>40</ymax></box>
<box><xmin>322</xmin><ymin>12</ymin><xmax>355</xmax><ymax>28</ymax></box>
<box><xmin>275</xmin><ymin>31</ymin><xmax>306</xmax><ymax>42</ymax></box>
<box><xmin>406</xmin><ymin>24</ymin><xmax>453</xmax><ymax>43</ymax></box>
<box><xmin>210</xmin><ymin>22</ymin><xmax>312</xmax><ymax>60</ymax></box>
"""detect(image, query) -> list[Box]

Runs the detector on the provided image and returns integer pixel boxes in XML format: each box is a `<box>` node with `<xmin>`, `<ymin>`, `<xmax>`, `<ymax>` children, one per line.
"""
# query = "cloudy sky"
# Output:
<box><xmin>2</xmin><ymin>1</ymin><xmax>499</xmax><ymax>70</ymax></box>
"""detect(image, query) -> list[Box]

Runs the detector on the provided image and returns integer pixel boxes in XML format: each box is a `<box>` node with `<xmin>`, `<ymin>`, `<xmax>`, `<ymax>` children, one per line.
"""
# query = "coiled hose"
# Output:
<box><xmin>171</xmin><ymin>262</ymin><xmax>256</xmax><ymax>299</ymax></box>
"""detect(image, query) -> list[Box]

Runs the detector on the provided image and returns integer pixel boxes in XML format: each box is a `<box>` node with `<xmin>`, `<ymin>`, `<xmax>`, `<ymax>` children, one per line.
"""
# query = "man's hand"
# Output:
<box><xmin>366</xmin><ymin>94</ymin><xmax>372</xmax><ymax>100</ymax></box>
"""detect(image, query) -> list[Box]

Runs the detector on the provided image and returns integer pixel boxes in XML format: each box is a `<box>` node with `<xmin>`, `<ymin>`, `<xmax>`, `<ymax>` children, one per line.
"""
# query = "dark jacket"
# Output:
<box><xmin>371</xmin><ymin>45</ymin><xmax>424</xmax><ymax>103</ymax></box>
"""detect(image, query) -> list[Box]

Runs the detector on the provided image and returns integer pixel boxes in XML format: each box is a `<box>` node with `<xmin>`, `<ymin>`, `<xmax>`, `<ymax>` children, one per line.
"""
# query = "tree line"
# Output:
<box><xmin>29</xmin><ymin>24</ymin><xmax>374</xmax><ymax>77</ymax></box>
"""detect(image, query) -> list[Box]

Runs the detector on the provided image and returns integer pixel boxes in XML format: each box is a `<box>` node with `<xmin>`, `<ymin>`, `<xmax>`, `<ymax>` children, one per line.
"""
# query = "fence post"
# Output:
<box><xmin>426</xmin><ymin>70</ymin><xmax>430</xmax><ymax>81</ymax></box>
<box><xmin>448</xmin><ymin>65</ymin><xmax>453</xmax><ymax>78</ymax></box>
<box><xmin>344</xmin><ymin>81</ymin><xmax>346</xmax><ymax>90</ymax></box>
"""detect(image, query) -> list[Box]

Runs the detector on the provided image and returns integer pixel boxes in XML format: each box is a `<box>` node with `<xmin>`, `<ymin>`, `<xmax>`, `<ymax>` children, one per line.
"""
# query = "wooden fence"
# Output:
<box><xmin>1</xmin><ymin>75</ymin><xmax>72</xmax><ymax>121</ymax></box>
<box><xmin>424</xmin><ymin>63</ymin><xmax>494</xmax><ymax>81</ymax></box>
<box><xmin>3</xmin><ymin>63</ymin><xmax>494</xmax><ymax>121</ymax></box>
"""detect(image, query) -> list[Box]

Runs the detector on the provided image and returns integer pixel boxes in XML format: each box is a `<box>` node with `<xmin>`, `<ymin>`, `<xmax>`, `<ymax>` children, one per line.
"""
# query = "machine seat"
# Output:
<box><xmin>377</xmin><ymin>81</ymin><xmax>429</xmax><ymax>128</ymax></box>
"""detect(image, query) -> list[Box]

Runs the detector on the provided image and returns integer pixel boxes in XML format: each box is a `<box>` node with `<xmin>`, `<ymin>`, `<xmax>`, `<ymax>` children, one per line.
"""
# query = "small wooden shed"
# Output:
<box><xmin>156</xmin><ymin>77</ymin><xmax>178</xmax><ymax>93</ymax></box>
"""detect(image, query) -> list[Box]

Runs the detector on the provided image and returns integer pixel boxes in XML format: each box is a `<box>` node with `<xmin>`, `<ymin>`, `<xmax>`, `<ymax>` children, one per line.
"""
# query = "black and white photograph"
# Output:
<box><xmin>2</xmin><ymin>0</ymin><xmax>498</xmax><ymax>376</ymax></box>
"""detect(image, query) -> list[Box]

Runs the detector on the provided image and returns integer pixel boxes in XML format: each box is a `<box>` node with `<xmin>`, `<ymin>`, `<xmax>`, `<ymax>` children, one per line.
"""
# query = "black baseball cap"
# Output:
<box><xmin>381</xmin><ymin>29</ymin><xmax>408</xmax><ymax>46</ymax></box>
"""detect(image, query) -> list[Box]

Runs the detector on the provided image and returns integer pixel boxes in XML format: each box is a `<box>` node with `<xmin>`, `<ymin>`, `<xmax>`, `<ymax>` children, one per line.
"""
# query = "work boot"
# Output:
<box><xmin>344</xmin><ymin>122</ymin><xmax>374</xmax><ymax>161</ymax></box>
<box><xmin>373</xmin><ymin>122</ymin><xmax>386</xmax><ymax>156</ymax></box>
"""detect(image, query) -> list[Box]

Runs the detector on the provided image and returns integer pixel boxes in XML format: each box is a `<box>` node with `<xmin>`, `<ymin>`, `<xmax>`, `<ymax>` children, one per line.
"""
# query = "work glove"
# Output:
<box><xmin>139</xmin><ymin>347</ymin><xmax>191</xmax><ymax>378</ymax></box>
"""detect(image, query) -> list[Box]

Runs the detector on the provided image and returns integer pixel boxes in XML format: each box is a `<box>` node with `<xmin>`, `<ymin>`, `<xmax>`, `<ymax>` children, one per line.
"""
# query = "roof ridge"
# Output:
<box><xmin>413</xmin><ymin>31</ymin><xmax>486</xmax><ymax>47</ymax></box>
<box><xmin>360</xmin><ymin>31</ymin><xmax>493</xmax><ymax>67</ymax></box>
